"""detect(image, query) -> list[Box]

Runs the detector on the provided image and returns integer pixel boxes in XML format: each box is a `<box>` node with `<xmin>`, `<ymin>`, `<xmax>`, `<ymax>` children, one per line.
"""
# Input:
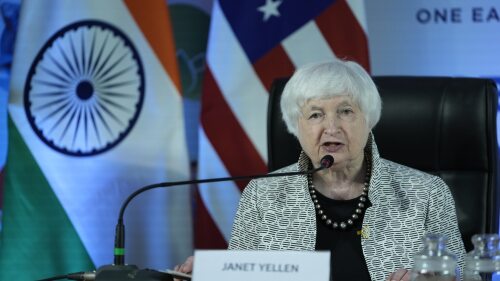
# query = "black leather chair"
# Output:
<box><xmin>267</xmin><ymin>76</ymin><xmax>499</xmax><ymax>251</ymax></box>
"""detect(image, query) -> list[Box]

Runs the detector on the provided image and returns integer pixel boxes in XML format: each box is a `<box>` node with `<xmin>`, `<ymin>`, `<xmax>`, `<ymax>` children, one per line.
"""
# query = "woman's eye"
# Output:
<box><xmin>309</xmin><ymin>112</ymin><xmax>323</xmax><ymax>119</ymax></box>
<box><xmin>339</xmin><ymin>108</ymin><xmax>354</xmax><ymax>115</ymax></box>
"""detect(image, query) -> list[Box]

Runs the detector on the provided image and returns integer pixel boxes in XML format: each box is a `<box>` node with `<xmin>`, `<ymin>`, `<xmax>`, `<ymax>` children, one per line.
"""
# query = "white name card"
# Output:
<box><xmin>192</xmin><ymin>250</ymin><xmax>330</xmax><ymax>281</ymax></box>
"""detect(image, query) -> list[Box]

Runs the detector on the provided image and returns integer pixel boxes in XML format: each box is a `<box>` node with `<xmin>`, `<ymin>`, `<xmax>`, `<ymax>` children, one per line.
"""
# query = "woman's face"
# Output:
<box><xmin>297</xmin><ymin>95</ymin><xmax>369</xmax><ymax>169</ymax></box>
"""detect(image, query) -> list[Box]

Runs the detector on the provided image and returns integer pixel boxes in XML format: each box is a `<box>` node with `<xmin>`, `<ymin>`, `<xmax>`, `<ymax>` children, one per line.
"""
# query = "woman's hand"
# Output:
<box><xmin>174</xmin><ymin>255</ymin><xmax>194</xmax><ymax>275</ymax></box>
<box><xmin>386</xmin><ymin>269</ymin><xmax>411</xmax><ymax>281</ymax></box>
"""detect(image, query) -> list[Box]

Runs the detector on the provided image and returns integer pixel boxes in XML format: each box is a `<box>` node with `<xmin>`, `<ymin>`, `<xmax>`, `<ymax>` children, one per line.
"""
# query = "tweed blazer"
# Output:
<box><xmin>228</xmin><ymin>135</ymin><xmax>466</xmax><ymax>281</ymax></box>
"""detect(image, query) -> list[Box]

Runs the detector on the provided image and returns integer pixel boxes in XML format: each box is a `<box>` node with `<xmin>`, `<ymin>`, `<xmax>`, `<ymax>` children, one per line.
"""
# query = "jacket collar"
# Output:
<box><xmin>366</xmin><ymin>133</ymin><xmax>383</xmax><ymax>205</ymax></box>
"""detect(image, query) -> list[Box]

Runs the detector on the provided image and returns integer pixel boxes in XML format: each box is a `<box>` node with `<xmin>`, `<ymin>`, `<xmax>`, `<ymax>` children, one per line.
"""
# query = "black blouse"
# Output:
<box><xmin>314</xmin><ymin>191</ymin><xmax>372</xmax><ymax>281</ymax></box>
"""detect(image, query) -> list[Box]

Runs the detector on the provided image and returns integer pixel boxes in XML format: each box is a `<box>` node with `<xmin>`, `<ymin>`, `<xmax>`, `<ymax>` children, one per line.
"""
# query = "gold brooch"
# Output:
<box><xmin>359</xmin><ymin>226</ymin><xmax>369</xmax><ymax>239</ymax></box>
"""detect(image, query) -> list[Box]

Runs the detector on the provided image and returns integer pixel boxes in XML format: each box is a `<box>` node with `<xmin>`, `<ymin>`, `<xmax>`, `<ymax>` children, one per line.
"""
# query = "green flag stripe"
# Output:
<box><xmin>0</xmin><ymin>116</ymin><xmax>94</xmax><ymax>280</ymax></box>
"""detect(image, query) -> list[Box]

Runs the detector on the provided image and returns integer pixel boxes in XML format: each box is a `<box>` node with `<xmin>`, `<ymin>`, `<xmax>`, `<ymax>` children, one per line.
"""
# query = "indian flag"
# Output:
<box><xmin>0</xmin><ymin>0</ymin><xmax>192</xmax><ymax>280</ymax></box>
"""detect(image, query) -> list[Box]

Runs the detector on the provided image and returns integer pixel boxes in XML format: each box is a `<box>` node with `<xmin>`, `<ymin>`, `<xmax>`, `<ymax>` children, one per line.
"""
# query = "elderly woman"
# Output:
<box><xmin>177</xmin><ymin>60</ymin><xmax>466</xmax><ymax>281</ymax></box>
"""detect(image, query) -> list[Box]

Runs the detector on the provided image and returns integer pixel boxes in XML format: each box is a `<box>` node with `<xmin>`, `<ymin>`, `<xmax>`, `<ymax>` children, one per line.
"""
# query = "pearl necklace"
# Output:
<box><xmin>308</xmin><ymin>154</ymin><xmax>371</xmax><ymax>230</ymax></box>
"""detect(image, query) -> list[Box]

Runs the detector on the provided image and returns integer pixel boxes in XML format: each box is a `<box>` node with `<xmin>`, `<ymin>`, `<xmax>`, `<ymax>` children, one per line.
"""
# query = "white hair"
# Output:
<box><xmin>280</xmin><ymin>60</ymin><xmax>382</xmax><ymax>136</ymax></box>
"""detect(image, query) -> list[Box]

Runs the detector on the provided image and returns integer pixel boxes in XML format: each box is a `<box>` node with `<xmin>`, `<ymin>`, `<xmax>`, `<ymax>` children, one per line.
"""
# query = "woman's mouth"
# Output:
<box><xmin>322</xmin><ymin>142</ymin><xmax>343</xmax><ymax>153</ymax></box>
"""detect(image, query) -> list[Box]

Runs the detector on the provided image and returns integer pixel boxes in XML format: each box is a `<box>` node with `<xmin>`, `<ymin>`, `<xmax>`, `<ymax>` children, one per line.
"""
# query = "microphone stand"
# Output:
<box><xmin>114</xmin><ymin>164</ymin><xmax>330</xmax><ymax>266</ymax></box>
<box><xmin>38</xmin><ymin>156</ymin><xmax>334</xmax><ymax>281</ymax></box>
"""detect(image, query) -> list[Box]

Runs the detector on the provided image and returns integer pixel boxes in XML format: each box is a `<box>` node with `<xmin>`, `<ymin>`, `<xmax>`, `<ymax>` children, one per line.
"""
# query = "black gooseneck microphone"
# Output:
<box><xmin>113</xmin><ymin>154</ymin><xmax>334</xmax><ymax>265</ymax></box>
<box><xmin>37</xmin><ymin>155</ymin><xmax>334</xmax><ymax>281</ymax></box>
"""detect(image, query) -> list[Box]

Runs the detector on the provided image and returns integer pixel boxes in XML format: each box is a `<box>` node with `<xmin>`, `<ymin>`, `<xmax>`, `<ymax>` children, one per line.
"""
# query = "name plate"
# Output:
<box><xmin>192</xmin><ymin>250</ymin><xmax>330</xmax><ymax>281</ymax></box>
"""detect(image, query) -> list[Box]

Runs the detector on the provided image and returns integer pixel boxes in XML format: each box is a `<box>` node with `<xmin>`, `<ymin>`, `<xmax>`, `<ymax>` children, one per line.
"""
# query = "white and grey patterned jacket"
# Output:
<box><xmin>228</xmin><ymin>135</ymin><xmax>466</xmax><ymax>281</ymax></box>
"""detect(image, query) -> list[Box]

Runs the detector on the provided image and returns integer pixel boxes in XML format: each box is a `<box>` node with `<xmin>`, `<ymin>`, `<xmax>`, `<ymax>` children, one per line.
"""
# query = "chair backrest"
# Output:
<box><xmin>267</xmin><ymin>76</ymin><xmax>499</xmax><ymax>251</ymax></box>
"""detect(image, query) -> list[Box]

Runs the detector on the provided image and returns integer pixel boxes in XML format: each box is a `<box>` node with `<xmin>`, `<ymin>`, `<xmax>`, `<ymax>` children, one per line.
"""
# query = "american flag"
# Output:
<box><xmin>195</xmin><ymin>0</ymin><xmax>370</xmax><ymax>248</ymax></box>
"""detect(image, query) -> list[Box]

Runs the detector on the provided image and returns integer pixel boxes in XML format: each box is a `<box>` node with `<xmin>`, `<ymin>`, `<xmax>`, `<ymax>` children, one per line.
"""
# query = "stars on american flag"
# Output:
<box><xmin>257</xmin><ymin>0</ymin><xmax>283</xmax><ymax>22</ymax></box>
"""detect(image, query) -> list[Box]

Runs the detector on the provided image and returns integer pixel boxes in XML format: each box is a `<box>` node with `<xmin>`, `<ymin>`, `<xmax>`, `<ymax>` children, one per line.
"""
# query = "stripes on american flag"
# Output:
<box><xmin>195</xmin><ymin>0</ymin><xmax>370</xmax><ymax>248</ymax></box>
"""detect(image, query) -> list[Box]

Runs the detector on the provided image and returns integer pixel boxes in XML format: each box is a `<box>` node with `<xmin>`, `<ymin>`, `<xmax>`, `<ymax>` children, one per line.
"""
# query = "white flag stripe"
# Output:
<box><xmin>8</xmin><ymin>0</ymin><xmax>191</xmax><ymax>269</ymax></box>
<box><xmin>198</xmin><ymin>128</ymin><xmax>241</xmax><ymax>240</ymax></box>
<box><xmin>346</xmin><ymin>0</ymin><xmax>368</xmax><ymax>34</ymax></box>
<box><xmin>206</xmin><ymin>1</ymin><xmax>268</xmax><ymax>161</ymax></box>
<box><xmin>282</xmin><ymin>21</ymin><xmax>336</xmax><ymax>68</ymax></box>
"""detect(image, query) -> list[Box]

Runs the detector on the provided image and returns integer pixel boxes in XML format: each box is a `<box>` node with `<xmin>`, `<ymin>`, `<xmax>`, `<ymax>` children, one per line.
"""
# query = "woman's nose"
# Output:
<box><xmin>323</xmin><ymin>115</ymin><xmax>340</xmax><ymax>133</ymax></box>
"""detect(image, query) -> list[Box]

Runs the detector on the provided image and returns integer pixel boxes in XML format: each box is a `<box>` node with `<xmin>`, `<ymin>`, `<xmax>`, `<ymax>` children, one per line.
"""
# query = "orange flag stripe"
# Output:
<box><xmin>124</xmin><ymin>0</ymin><xmax>182</xmax><ymax>93</ymax></box>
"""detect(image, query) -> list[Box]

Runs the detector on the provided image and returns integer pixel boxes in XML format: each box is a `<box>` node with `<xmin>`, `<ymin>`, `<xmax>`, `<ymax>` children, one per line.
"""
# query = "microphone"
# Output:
<box><xmin>113</xmin><ymin>154</ymin><xmax>334</xmax><ymax>265</ymax></box>
<box><xmin>39</xmin><ymin>155</ymin><xmax>334</xmax><ymax>281</ymax></box>
<box><xmin>320</xmin><ymin>154</ymin><xmax>334</xmax><ymax>169</ymax></box>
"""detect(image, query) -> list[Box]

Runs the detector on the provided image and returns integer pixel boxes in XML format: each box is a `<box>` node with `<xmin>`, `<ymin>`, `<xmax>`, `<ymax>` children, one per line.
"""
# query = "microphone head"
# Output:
<box><xmin>320</xmin><ymin>155</ymin><xmax>334</xmax><ymax>169</ymax></box>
